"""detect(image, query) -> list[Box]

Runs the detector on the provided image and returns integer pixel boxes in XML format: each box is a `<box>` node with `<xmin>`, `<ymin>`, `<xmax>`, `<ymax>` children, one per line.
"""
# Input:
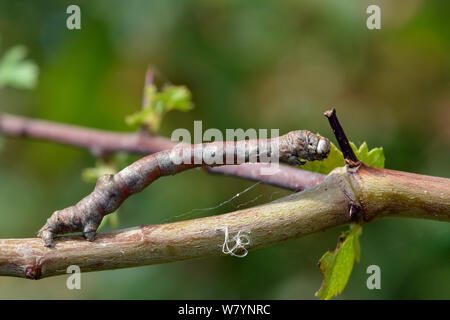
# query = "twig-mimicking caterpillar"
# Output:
<box><xmin>37</xmin><ymin>130</ymin><xmax>330</xmax><ymax>246</ymax></box>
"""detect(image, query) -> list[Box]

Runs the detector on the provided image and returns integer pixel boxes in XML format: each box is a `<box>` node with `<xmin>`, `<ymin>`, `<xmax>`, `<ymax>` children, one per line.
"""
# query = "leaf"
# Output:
<box><xmin>350</xmin><ymin>142</ymin><xmax>385</xmax><ymax>168</ymax></box>
<box><xmin>302</xmin><ymin>140</ymin><xmax>385</xmax><ymax>174</ymax></box>
<box><xmin>302</xmin><ymin>141</ymin><xmax>345</xmax><ymax>174</ymax></box>
<box><xmin>157</xmin><ymin>85</ymin><xmax>194</xmax><ymax>112</ymax></box>
<box><xmin>0</xmin><ymin>45</ymin><xmax>39</xmax><ymax>89</ymax></box>
<box><xmin>307</xmin><ymin>141</ymin><xmax>382</xmax><ymax>299</ymax></box>
<box><xmin>315</xmin><ymin>224</ymin><xmax>362</xmax><ymax>300</ymax></box>
<box><xmin>126</xmin><ymin>84</ymin><xmax>194</xmax><ymax>133</ymax></box>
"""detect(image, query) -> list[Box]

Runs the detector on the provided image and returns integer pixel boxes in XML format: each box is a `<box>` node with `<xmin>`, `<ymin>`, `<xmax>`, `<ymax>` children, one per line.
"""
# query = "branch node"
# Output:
<box><xmin>348</xmin><ymin>202</ymin><xmax>361</xmax><ymax>221</ymax></box>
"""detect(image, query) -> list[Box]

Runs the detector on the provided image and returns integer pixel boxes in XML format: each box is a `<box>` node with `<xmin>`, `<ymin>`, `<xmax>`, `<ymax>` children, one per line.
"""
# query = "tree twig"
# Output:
<box><xmin>0</xmin><ymin>113</ymin><xmax>325</xmax><ymax>191</ymax></box>
<box><xmin>37</xmin><ymin>130</ymin><xmax>330</xmax><ymax>246</ymax></box>
<box><xmin>206</xmin><ymin>164</ymin><xmax>325</xmax><ymax>191</ymax></box>
<box><xmin>324</xmin><ymin>108</ymin><xmax>360</xmax><ymax>167</ymax></box>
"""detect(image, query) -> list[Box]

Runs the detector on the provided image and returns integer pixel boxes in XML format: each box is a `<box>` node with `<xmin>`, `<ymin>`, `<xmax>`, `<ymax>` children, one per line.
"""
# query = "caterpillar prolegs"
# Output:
<box><xmin>37</xmin><ymin>130</ymin><xmax>330</xmax><ymax>246</ymax></box>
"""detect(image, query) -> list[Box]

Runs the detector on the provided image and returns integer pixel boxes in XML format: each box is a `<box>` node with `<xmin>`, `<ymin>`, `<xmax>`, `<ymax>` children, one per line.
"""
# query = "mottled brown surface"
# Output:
<box><xmin>37</xmin><ymin>130</ymin><xmax>330</xmax><ymax>246</ymax></box>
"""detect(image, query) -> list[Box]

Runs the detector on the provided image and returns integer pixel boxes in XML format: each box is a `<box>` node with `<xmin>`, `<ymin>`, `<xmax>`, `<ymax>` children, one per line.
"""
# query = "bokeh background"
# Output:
<box><xmin>0</xmin><ymin>0</ymin><xmax>449</xmax><ymax>299</ymax></box>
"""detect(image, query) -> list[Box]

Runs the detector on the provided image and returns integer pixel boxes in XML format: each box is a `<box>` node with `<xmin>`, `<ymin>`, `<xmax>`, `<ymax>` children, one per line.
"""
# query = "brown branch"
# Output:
<box><xmin>206</xmin><ymin>164</ymin><xmax>325</xmax><ymax>191</ymax></box>
<box><xmin>352</xmin><ymin>164</ymin><xmax>450</xmax><ymax>222</ymax></box>
<box><xmin>1</xmin><ymin>165</ymin><xmax>448</xmax><ymax>280</ymax></box>
<box><xmin>37</xmin><ymin>130</ymin><xmax>330</xmax><ymax>246</ymax></box>
<box><xmin>324</xmin><ymin>108</ymin><xmax>360</xmax><ymax>167</ymax></box>
<box><xmin>0</xmin><ymin>113</ymin><xmax>325</xmax><ymax>191</ymax></box>
<box><xmin>0</xmin><ymin>113</ymin><xmax>175</xmax><ymax>154</ymax></box>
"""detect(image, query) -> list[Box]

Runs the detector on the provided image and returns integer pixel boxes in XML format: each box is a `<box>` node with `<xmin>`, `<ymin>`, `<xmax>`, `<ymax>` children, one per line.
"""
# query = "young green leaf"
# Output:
<box><xmin>126</xmin><ymin>84</ymin><xmax>194</xmax><ymax>133</ymax></box>
<box><xmin>302</xmin><ymin>140</ymin><xmax>385</xmax><ymax>174</ymax></box>
<box><xmin>350</xmin><ymin>142</ymin><xmax>385</xmax><ymax>168</ymax></box>
<box><xmin>308</xmin><ymin>141</ymin><xmax>383</xmax><ymax>299</ymax></box>
<box><xmin>0</xmin><ymin>45</ymin><xmax>39</xmax><ymax>89</ymax></box>
<box><xmin>315</xmin><ymin>224</ymin><xmax>362</xmax><ymax>300</ymax></box>
<box><xmin>301</xmin><ymin>141</ymin><xmax>345</xmax><ymax>174</ymax></box>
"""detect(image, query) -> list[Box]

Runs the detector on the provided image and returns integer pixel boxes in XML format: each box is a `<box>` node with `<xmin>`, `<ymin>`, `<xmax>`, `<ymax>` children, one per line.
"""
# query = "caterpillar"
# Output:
<box><xmin>37</xmin><ymin>130</ymin><xmax>330</xmax><ymax>246</ymax></box>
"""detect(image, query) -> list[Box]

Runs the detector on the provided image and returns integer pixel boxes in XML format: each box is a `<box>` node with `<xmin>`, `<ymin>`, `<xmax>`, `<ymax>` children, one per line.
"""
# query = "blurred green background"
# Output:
<box><xmin>0</xmin><ymin>0</ymin><xmax>449</xmax><ymax>299</ymax></box>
